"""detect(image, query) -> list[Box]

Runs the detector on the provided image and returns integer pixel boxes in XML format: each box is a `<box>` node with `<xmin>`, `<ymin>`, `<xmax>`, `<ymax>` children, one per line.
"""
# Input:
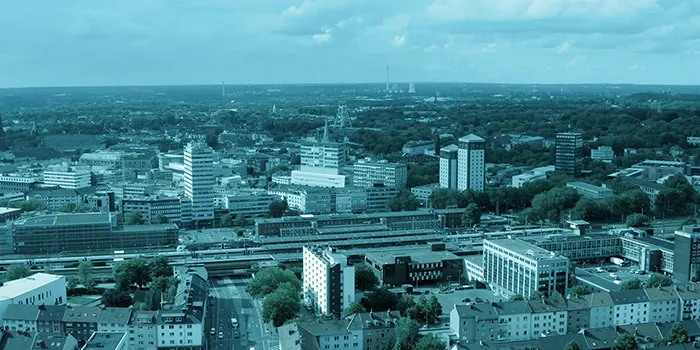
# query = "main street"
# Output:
<box><xmin>207</xmin><ymin>277</ymin><xmax>278</xmax><ymax>350</ymax></box>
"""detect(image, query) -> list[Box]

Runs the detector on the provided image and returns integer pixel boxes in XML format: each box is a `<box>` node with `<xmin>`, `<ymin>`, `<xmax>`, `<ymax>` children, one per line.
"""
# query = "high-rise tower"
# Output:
<box><xmin>555</xmin><ymin>132</ymin><xmax>583</xmax><ymax>177</ymax></box>
<box><xmin>184</xmin><ymin>141</ymin><xmax>215</xmax><ymax>223</ymax></box>
<box><xmin>457</xmin><ymin>134</ymin><xmax>486</xmax><ymax>192</ymax></box>
<box><xmin>439</xmin><ymin>144</ymin><xmax>459</xmax><ymax>189</ymax></box>
<box><xmin>0</xmin><ymin>112</ymin><xmax>6</xmax><ymax>151</ymax></box>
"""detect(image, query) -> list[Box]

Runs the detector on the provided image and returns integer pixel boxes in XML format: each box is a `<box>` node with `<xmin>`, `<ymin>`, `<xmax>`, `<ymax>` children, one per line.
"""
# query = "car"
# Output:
<box><xmin>233</xmin><ymin>330</ymin><xmax>240</xmax><ymax>339</ymax></box>
<box><xmin>210</xmin><ymin>328</ymin><xmax>216</xmax><ymax>335</ymax></box>
<box><xmin>596</xmin><ymin>267</ymin><xmax>604</xmax><ymax>273</ymax></box>
<box><xmin>218</xmin><ymin>332</ymin><xmax>224</xmax><ymax>339</ymax></box>
<box><xmin>461</xmin><ymin>298</ymin><xmax>471</xmax><ymax>303</ymax></box>
<box><xmin>609</xmin><ymin>273</ymin><xmax>618</xmax><ymax>278</ymax></box>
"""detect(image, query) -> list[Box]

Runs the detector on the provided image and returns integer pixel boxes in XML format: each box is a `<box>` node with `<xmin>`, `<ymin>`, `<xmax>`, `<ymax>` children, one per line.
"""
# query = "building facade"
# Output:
<box><xmin>43</xmin><ymin>168</ymin><xmax>92</xmax><ymax>189</ymax></box>
<box><xmin>122</xmin><ymin>196</ymin><xmax>182</xmax><ymax>224</ymax></box>
<box><xmin>591</xmin><ymin>146</ymin><xmax>615</xmax><ymax>163</ymax></box>
<box><xmin>483</xmin><ymin>239</ymin><xmax>570</xmax><ymax>299</ymax></box>
<box><xmin>352</xmin><ymin>161</ymin><xmax>407</xmax><ymax>188</ymax></box>
<box><xmin>439</xmin><ymin>144</ymin><xmax>459</xmax><ymax>189</ymax></box>
<box><xmin>184</xmin><ymin>142</ymin><xmax>215</xmax><ymax>223</ymax></box>
<box><xmin>302</xmin><ymin>246</ymin><xmax>355</xmax><ymax>316</ymax></box>
<box><xmin>673</xmin><ymin>225</ymin><xmax>700</xmax><ymax>284</ymax></box>
<box><xmin>0</xmin><ymin>273</ymin><xmax>67</xmax><ymax>321</ymax></box>
<box><xmin>457</xmin><ymin>134</ymin><xmax>486</xmax><ymax>192</ymax></box>
<box><xmin>555</xmin><ymin>132</ymin><xmax>583</xmax><ymax>177</ymax></box>
<box><xmin>566</xmin><ymin>182</ymin><xmax>614</xmax><ymax>199</ymax></box>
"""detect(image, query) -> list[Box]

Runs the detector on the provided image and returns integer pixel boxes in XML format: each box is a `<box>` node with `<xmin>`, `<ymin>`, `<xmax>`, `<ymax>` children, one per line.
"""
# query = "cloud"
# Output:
<box><xmin>312</xmin><ymin>28</ymin><xmax>333</xmax><ymax>44</ymax></box>
<box><xmin>392</xmin><ymin>35</ymin><xmax>407</xmax><ymax>47</ymax></box>
<box><xmin>556</xmin><ymin>41</ymin><xmax>572</xmax><ymax>53</ymax></box>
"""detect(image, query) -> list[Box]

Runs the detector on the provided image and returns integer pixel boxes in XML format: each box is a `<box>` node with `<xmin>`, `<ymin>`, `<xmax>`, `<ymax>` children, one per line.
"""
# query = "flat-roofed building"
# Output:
<box><xmin>457</xmin><ymin>134</ymin><xmax>486</xmax><ymax>192</ymax></box>
<box><xmin>303</xmin><ymin>246</ymin><xmax>355</xmax><ymax>316</ymax></box>
<box><xmin>364</xmin><ymin>243</ymin><xmax>462</xmax><ymax>287</ymax></box>
<box><xmin>674</xmin><ymin>225</ymin><xmax>700</xmax><ymax>284</ymax></box>
<box><xmin>43</xmin><ymin>168</ymin><xmax>92</xmax><ymax>189</ymax></box>
<box><xmin>82</xmin><ymin>332</ymin><xmax>128</xmax><ymax>350</ymax></box>
<box><xmin>484</xmin><ymin>239</ymin><xmax>570</xmax><ymax>299</ymax></box>
<box><xmin>556</xmin><ymin>132</ymin><xmax>583</xmax><ymax>177</ymax></box>
<box><xmin>0</xmin><ymin>174</ymin><xmax>40</xmax><ymax>193</ymax></box>
<box><xmin>0</xmin><ymin>273</ymin><xmax>67</xmax><ymax>321</ymax></box>
<box><xmin>520</xmin><ymin>233</ymin><xmax>622</xmax><ymax>261</ymax></box>
<box><xmin>122</xmin><ymin>196</ymin><xmax>182</xmax><ymax>224</ymax></box>
<box><xmin>26</xmin><ymin>187</ymin><xmax>80</xmax><ymax>211</ymax></box>
<box><xmin>566</xmin><ymin>182</ymin><xmax>614</xmax><ymax>199</ymax></box>
<box><xmin>439</xmin><ymin>144</ymin><xmax>459</xmax><ymax>189</ymax></box>
<box><xmin>223</xmin><ymin>193</ymin><xmax>278</xmax><ymax>217</ymax></box>
<box><xmin>353</xmin><ymin>161</ymin><xmax>407</xmax><ymax>188</ymax></box>
<box><xmin>591</xmin><ymin>146</ymin><xmax>615</xmax><ymax>163</ymax></box>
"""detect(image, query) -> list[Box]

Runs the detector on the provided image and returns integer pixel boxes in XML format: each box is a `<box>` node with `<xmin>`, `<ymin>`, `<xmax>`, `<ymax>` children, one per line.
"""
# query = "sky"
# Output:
<box><xmin>0</xmin><ymin>0</ymin><xmax>698</xmax><ymax>87</ymax></box>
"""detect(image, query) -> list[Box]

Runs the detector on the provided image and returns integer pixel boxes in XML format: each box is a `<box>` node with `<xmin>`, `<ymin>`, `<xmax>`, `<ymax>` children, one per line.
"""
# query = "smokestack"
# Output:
<box><xmin>385</xmin><ymin>66</ymin><xmax>389</xmax><ymax>92</ymax></box>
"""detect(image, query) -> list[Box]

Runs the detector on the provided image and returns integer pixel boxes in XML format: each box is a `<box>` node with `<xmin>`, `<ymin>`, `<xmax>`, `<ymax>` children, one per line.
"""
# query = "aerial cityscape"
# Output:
<box><xmin>2</xmin><ymin>2</ymin><xmax>700</xmax><ymax>350</ymax></box>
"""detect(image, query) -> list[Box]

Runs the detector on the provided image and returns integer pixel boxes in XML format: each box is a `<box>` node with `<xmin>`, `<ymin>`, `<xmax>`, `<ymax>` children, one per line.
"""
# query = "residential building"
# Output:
<box><xmin>43</xmin><ymin>168</ymin><xmax>92</xmax><ymax>189</ymax></box>
<box><xmin>688</xmin><ymin>137</ymin><xmax>700</xmax><ymax>146</ymax></box>
<box><xmin>10</xmin><ymin>213</ymin><xmax>178</xmax><ymax>255</ymax></box>
<box><xmin>645</xmin><ymin>287</ymin><xmax>681</xmax><ymax>323</ymax></box>
<box><xmin>674</xmin><ymin>225</ymin><xmax>700</xmax><ymax>284</ymax></box>
<box><xmin>184</xmin><ymin>141</ymin><xmax>215</xmax><ymax>223</ymax></box>
<box><xmin>566</xmin><ymin>295</ymin><xmax>591</xmax><ymax>333</ymax></box>
<box><xmin>585</xmin><ymin>292</ymin><xmax>615</xmax><ymax>329</ymax></box>
<box><xmin>83</xmin><ymin>332</ymin><xmax>129</xmax><ymax>350</ymax></box>
<box><xmin>439</xmin><ymin>144</ymin><xmax>459</xmax><ymax>189</ymax></box>
<box><xmin>556</xmin><ymin>132</ymin><xmax>583</xmax><ymax>177</ymax></box>
<box><xmin>411</xmin><ymin>183</ymin><xmax>439</xmax><ymax>206</ymax></box>
<box><xmin>610</xmin><ymin>289</ymin><xmax>650</xmax><ymax>326</ymax></box>
<box><xmin>122</xmin><ymin>196</ymin><xmax>182</xmax><ymax>224</ymax></box>
<box><xmin>345</xmin><ymin>311</ymin><xmax>400</xmax><ymax>350</ymax></box>
<box><xmin>302</xmin><ymin>246</ymin><xmax>355</xmax><ymax>316</ymax></box>
<box><xmin>483</xmin><ymin>239</ymin><xmax>570</xmax><ymax>299</ymax></box>
<box><xmin>63</xmin><ymin>306</ymin><xmax>100</xmax><ymax>341</ymax></box>
<box><xmin>364</xmin><ymin>243</ymin><xmax>462</xmax><ymax>287</ymax></box>
<box><xmin>457</xmin><ymin>134</ymin><xmax>486</xmax><ymax>192</ymax></box>
<box><xmin>0</xmin><ymin>273</ymin><xmax>66</xmax><ymax>321</ymax></box>
<box><xmin>352</xmin><ymin>161</ymin><xmax>407</xmax><ymax>188</ymax></box>
<box><xmin>26</xmin><ymin>187</ymin><xmax>80</xmax><ymax>211</ymax></box>
<box><xmin>450</xmin><ymin>301</ymin><xmax>532</xmax><ymax>343</ymax></box>
<box><xmin>37</xmin><ymin>305</ymin><xmax>67</xmax><ymax>335</ymax></box>
<box><xmin>566</xmin><ymin>182</ymin><xmax>614</xmax><ymax>199</ymax></box>
<box><xmin>2</xmin><ymin>303</ymin><xmax>40</xmax><ymax>331</ymax></box>
<box><xmin>528</xmin><ymin>298</ymin><xmax>568</xmax><ymax>336</ymax></box>
<box><xmin>128</xmin><ymin>311</ymin><xmax>158</xmax><ymax>350</ymax></box>
<box><xmin>591</xmin><ymin>146</ymin><xmax>615</xmax><ymax>163</ymax></box>
<box><xmin>0</xmin><ymin>332</ymin><xmax>79</xmax><ymax>350</ymax></box>
<box><xmin>511</xmin><ymin>166</ymin><xmax>555</xmax><ymax>188</ymax></box>
<box><xmin>97</xmin><ymin>308</ymin><xmax>132</xmax><ymax>334</ymax></box>
<box><xmin>676</xmin><ymin>285</ymin><xmax>700</xmax><ymax>321</ymax></box>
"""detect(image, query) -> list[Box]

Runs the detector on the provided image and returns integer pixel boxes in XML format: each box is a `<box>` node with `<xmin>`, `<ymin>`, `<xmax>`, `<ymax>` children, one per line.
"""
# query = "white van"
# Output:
<box><xmin>231</xmin><ymin>318</ymin><xmax>239</xmax><ymax>329</ymax></box>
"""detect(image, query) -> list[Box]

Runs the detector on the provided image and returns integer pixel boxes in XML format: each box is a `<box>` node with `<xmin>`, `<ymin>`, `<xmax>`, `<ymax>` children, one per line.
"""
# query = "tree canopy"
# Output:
<box><xmin>262</xmin><ymin>282</ymin><xmax>300</xmax><ymax>327</ymax></box>
<box><xmin>248</xmin><ymin>267</ymin><xmax>301</xmax><ymax>299</ymax></box>
<box><xmin>354</xmin><ymin>263</ymin><xmax>379</xmax><ymax>292</ymax></box>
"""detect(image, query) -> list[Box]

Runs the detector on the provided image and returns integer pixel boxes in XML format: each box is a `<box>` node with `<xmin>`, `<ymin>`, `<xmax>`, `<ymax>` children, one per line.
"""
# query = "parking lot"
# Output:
<box><xmin>575</xmin><ymin>262</ymin><xmax>654</xmax><ymax>292</ymax></box>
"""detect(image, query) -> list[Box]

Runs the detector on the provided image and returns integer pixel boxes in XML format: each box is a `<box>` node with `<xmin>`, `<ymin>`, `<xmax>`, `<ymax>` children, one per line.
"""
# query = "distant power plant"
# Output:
<box><xmin>385</xmin><ymin>66</ymin><xmax>390</xmax><ymax>92</ymax></box>
<box><xmin>408</xmin><ymin>82</ymin><xmax>416</xmax><ymax>94</ymax></box>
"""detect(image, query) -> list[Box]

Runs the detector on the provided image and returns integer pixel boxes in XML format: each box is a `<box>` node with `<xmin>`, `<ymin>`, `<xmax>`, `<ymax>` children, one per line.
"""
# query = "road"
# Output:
<box><xmin>207</xmin><ymin>277</ymin><xmax>278</xmax><ymax>350</ymax></box>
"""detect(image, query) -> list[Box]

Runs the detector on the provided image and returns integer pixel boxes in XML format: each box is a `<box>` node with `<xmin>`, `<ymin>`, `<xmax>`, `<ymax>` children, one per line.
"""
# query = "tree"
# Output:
<box><xmin>647</xmin><ymin>273</ymin><xmax>673</xmax><ymax>287</ymax></box>
<box><xmin>355</xmin><ymin>263</ymin><xmax>379</xmax><ymax>292</ymax></box>
<box><xmin>361</xmin><ymin>286</ymin><xmax>399</xmax><ymax>312</ymax></box>
<box><xmin>461</xmin><ymin>203</ymin><xmax>481</xmax><ymax>227</ymax></box>
<box><xmin>573</xmin><ymin>197</ymin><xmax>610</xmax><ymax>221</ymax></box>
<box><xmin>665</xmin><ymin>174</ymin><xmax>698</xmax><ymax>204</ymax></box>
<box><xmin>220</xmin><ymin>214</ymin><xmax>234</xmax><ymax>227</ymax></box>
<box><xmin>565</xmin><ymin>341</ymin><xmax>582</xmax><ymax>350</ymax></box>
<box><xmin>145</xmin><ymin>290</ymin><xmax>161</xmax><ymax>311</ymax></box>
<box><xmin>102</xmin><ymin>289</ymin><xmax>134</xmax><ymax>308</ymax></box>
<box><xmin>262</xmin><ymin>282</ymin><xmax>300</xmax><ymax>327</ymax></box>
<box><xmin>621</xmin><ymin>278</ymin><xmax>643</xmax><ymax>290</ymax></box>
<box><xmin>247</xmin><ymin>267</ymin><xmax>301</xmax><ymax>299</ymax></box>
<box><xmin>626</xmin><ymin>213</ymin><xmax>650</xmax><ymax>228</ymax></box>
<box><xmin>5</xmin><ymin>264</ymin><xmax>32</xmax><ymax>281</ymax></box>
<box><xmin>666</xmin><ymin>322</ymin><xmax>690</xmax><ymax>344</ymax></box>
<box><xmin>205</xmin><ymin>133</ymin><xmax>219</xmax><ymax>149</ymax></box>
<box><xmin>612</xmin><ymin>333</ymin><xmax>638</xmax><ymax>350</ymax></box>
<box><xmin>113</xmin><ymin>259</ymin><xmax>151</xmax><ymax>290</ymax></box>
<box><xmin>124</xmin><ymin>212</ymin><xmax>144</xmax><ymax>225</ymax></box>
<box><xmin>152</xmin><ymin>214</ymin><xmax>169</xmax><ymax>224</ymax></box>
<box><xmin>434</xmin><ymin>135</ymin><xmax>442</xmax><ymax>155</ymax></box>
<box><xmin>569</xmin><ymin>285</ymin><xmax>590</xmax><ymax>296</ymax></box>
<box><xmin>149</xmin><ymin>276</ymin><xmax>178</xmax><ymax>304</ymax></box>
<box><xmin>655</xmin><ymin>189</ymin><xmax>688</xmax><ymax>217</ymax></box>
<box><xmin>414</xmin><ymin>335</ymin><xmax>447</xmax><ymax>350</ymax></box>
<box><xmin>237</xmin><ymin>230</ymin><xmax>245</xmax><ymax>237</ymax></box>
<box><xmin>342</xmin><ymin>302</ymin><xmax>367</xmax><ymax>318</ymax></box>
<box><xmin>530</xmin><ymin>187</ymin><xmax>580</xmax><ymax>222</ymax></box>
<box><xmin>387</xmin><ymin>190</ymin><xmax>420</xmax><ymax>212</ymax></box>
<box><xmin>148</xmin><ymin>256</ymin><xmax>172</xmax><ymax>279</ymax></box>
<box><xmin>396</xmin><ymin>294</ymin><xmax>417</xmax><ymax>317</ymax></box>
<box><xmin>234</xmin><ymin>214</ymin><xmax>246</xmax><ymax>227</ymax></box>
<box><xmin>269</xmin><ymin>200</ymin><xmax>288</xmax><ymax>218</ymax></box>
<box><xmin>418</xmin><ymin>296</ymin><xmax>442</xmax><ymax>325</ymax></box>
<box><xmin>66</xmin><ymin>276</ymin><xmax>79</xmax><ymax>292</ymax></box>
<box><xmin>393</xmin><ymin>317</ymin><xmax>420</xmax><ymax>350</ymax></box>
<box><xmin>77</xmin><ymin>261</ymin><xmax>96</xmax><ymax>290</ymax></box>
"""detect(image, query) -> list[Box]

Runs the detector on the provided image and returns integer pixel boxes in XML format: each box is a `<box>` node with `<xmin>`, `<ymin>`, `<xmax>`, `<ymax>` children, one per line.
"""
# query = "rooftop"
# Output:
<box><xmin>62</xmin><ymin>306</ymin><xmax>101</xmax><ymax>323</ymax></box>
<box><xmin>97</xmin><ymin>308</ymin><xmax>132</xmax><ymax>325</ymax></box>
<box><xmin>567</xmin><ymin>182</ymin><xmax>612</xmax><ymax>192</ymax></box>
<box><xmin>82</xmin><ymin>332</ymin><xmax>126</xmax><ymax>350</ymax></box>
<box><xmin>458</xmin><ymin>134</ymin><xmax>485</xmax><ymax>143</ymax></box>
<box><xmin>15</xmin><ymin>213</ymin><xmax>111</xmax><ymax>227</ymax></box>
<box><xmin>365</xmin><ymin>246</ymin><xmax>460</xmax><ymax>266</ymax></box>
<box><xmin>0</xmin><ymin>273</ymin><xmax>64</xmax><ymax>302</ymax></box>
<box><xmin>0</xmin><ymin>207</ymin><xmax>20</xmax><ymax>215</ymax></box>
<box><xmin>485</xmin><ymin>239</ymin><xmax>563</xmax><ymax>261</ymax></box>
<box><xmin>609</xmin><ymin>289</ymin><xmax>649</xmax><ymax>304</ymax></box>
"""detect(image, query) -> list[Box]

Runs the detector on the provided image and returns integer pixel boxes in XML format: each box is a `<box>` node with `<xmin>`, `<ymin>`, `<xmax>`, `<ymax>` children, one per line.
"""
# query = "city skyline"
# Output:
<box><xmin>1</xmin><ymin>0</ymin><xmax>699</xmax><ymax>88</ymax></box>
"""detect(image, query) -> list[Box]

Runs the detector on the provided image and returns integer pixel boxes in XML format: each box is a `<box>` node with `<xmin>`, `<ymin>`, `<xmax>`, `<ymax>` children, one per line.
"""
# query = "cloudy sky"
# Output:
<box><xmin>0</xmin><ymin>0</ymin><xmax>698</xmax><ymax>87</ymax></box>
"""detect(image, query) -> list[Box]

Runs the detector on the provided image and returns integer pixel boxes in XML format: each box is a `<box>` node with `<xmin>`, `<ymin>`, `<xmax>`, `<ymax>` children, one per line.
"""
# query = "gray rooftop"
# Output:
<box><xmin>644</xmin><ymin>287</ymin><xmax>680</xmax><ymax>301</ymax></box>
<box><xmin>453</xmin><ymin>303</ymin><xmax>498</xmax><ymax>320</ymax></box>
<box><xmin>62</xmin><ymin>306</ymin><xmax>101</xmax><ymax>323</ymax></box>
<box><xmin>458</xmin><ymin>134</ymin><xmax>485</xmax><ymax>143</ymax></box>
<box><xmin>83</xmin><ymin>332</ymin><xmax>127</xmax><ymax>350</ymax></box>
<box><xmin>18</xmin><ymin>213</ymin><xmax>111</xmax><ymax>227</ymax></box>
<box><xmin>366</xmin><ymin>246</ymin><xmax>460</xmax><ymax>266</ymax></box>
<box><xmin>3</xmin><ymin>304</ymin><xmax>40</xmax><ymax>321</ymax></box>
<box><xmin>485</xmin><ymin>239</ymin><xmax>564</xmax><ymax>261</ymax></box>
<box><xmin>609</xmin><ymin>289</ymin><xmax>649</xmax><ymax>305</ymax></box>
<box><xmin>97</xmin><ymin>308</ymin><xmax>132</xmax><ymax>325</ymax></box>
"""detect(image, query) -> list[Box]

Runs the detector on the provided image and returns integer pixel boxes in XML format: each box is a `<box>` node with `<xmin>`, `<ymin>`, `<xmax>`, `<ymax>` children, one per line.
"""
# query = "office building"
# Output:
<box><xmin>0</xmin><ymin>174</ymin><xmax>40</xmax><ymax>193</ymax></box>
<box><xmin>43</xmin><ymin>167</ymin><xmax>92</xmax><ymax>189</ymax></box>
<box><xmin>0</xmin><ymin>273</ymin><xmax>67</xmax><ymax>321</ymax></box>
<box><xmin>302</xmin><ymin>246</ymin><xmax>355</xmax><ymax>316</ymax></box>
<box><xmin>402</xmin><ymin>140</ymin><xmax>434</xmax><ymax>155</ymax></box>
<box><xmin>483</xmin><ymin>239</ymin><xmax>570</xmax><ymax>299</ymax></box>
<box><xmin>184</xmin><ymin>141</ymin><xmax>215</xmax><ymax>223</ymax></box>
<box><xmin>674</xmin><ymin>225</ymin><xmax>700</xmax><ymax>284</ymax></box>
<box><xmin>439</xmin><ymin>144</ymin><xmax>459</xmax><ymax>189</ymax></box>
<box><xmin>566</xmin><ymin>182</ymin><xmax>614</xmax><ymax>199</ymax></box>
<box><xmin>352</xmin><ymin>161</ymin><xmax>407</xmax><ymax>188</ymax></box>
<box><xmin>591</xmin><ymin>146</ymin><xmax>615</xmax><ymax>163</ymax></box>
<box><xmin>364</xmin><ymin>243</ymin><xmax>462</xmax><ymax>287</ymax></box>
<box><xmin>122</xmin><ymin>196</ymin><xmax>182</xmax><ymax>224</ymax></box>
<box><xmin>223</xmin><ymin>193</ymin><xmax>278</xmax><ymax>217</ymax></box>
<box><xmin>457</xmin><ymin>134</ymin><xmax>486</xmax><ymax>192</ymax></box>
<box><xmin>511</xmin><ymin>166</ymin><xmax>555</xmax><ymax>188</ymax></box>
<box><xmin>10</xmin><ymin>213</ymin><xmax>178</xmax><ymax>255</ymax></box>
<box><xmin>556</xmin><ymin>132</ymin><xmax>583</xmax><ymax>176</ymax></box>
<box><xmin>291</xmin><ymin>136</ymin><xmax>348</xmax><ymax>188</ymax></box>
<box><xmin>26</xmin><ymin>187</ymin><xmax>80</xmax><ymax>211</ymax></box>
<box><xmin>289</xmin><ymin>171</ymin><xmax>348</xmax><ymax>188</ymax></box>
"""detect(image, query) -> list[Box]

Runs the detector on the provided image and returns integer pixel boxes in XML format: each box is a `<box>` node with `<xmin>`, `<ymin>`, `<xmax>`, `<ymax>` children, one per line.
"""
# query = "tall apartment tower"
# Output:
<box><xmin>555</xmin><ymin>132</ymin><xmax>583</xmax><ymax>177</ymax></box>
<box><xmin>302</xmin><ymin>246</ymin><xmax>355</xmax><ymax>316</ymax></box>
<box><xmin>457</xmin><ymin>134</ymin><xmax>486</xmax><ymax>192</ymax></box>
<box><xmin>439</xmin><ymin>144</ymin><xmax>459</xmax><ymax>189</ymax></box>
<box><xmin>291</xmin><ymin>130</ymin><xmax>348</xmax><ymax>187</ymax></box>
<box><xmin>184</xmin><ymin>141</ymin><xmax>215</xmax><ymax>223</ymax></box>
<box><xmin>673</xmin><ymin>225</ymin><xmax>700</xmax><ymax>283</ymax></box>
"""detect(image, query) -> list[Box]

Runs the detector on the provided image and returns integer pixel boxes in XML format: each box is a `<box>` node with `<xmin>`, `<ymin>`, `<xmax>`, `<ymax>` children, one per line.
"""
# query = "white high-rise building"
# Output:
<box><xmin>184</xmin><ymin>141</ymin><xmax>215</xmax><ymax>223</ymax></box>
<box><xmin>291</xmin><ymin>130</ymin><xmax>348</xmax><ymax>187</ymax></box>
<box><xmin>302</xmin><ymin>246</ymin><xmax>355</xmax><ymax>316</ymax></box>
<box><xmin>457</xmin><ymin>134</ymin><xmax>486</xmax><ymax>192</ymax></box>
<box><xmin>43</xmin><ymin>168</ymin><xmax>92</xmax><ymax>189</ymax></box>
<box><xmin>439</xmin><ymin>144</ymin><xmax>459</xmax><ymax>189</ymax></box>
